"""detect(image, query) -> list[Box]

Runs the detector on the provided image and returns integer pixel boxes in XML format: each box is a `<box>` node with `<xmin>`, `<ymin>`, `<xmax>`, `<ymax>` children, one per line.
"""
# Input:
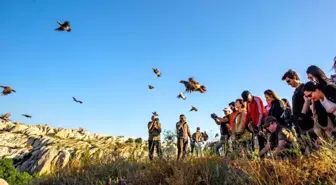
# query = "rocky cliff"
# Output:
<box><xmin>0</xmin><ymin>121</ymin><xmax>154</xmax><ymax>175</ymax></box>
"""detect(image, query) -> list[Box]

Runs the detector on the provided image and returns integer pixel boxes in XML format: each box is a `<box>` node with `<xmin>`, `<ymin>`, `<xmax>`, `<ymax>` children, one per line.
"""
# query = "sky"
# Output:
<box><xmin>1</xmin><ymin>0</ymin><xmax>335</xmax><ymax>139</ymax></box>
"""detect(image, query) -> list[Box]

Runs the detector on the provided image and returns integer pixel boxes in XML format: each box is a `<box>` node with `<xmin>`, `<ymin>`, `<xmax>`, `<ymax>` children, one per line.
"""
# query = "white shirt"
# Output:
<box><xmin>320</xmin><ymin>96</ymin><xmax>336</xmax><ymax>116</ymax></box>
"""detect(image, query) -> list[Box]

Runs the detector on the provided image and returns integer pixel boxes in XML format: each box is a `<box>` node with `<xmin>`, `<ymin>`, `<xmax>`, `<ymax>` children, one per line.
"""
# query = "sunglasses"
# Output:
<box><xmin>286</xmin><ymin>79</ymin><xmax>291</xmax><ymax>84</ymax></box>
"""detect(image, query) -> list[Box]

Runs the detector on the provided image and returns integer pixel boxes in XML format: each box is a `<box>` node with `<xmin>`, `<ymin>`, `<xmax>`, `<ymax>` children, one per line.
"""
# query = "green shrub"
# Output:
<box><xmin>135</xmin><ymin>137</ymin><xmax>143</xmax><ymax>144</ymax></box>
<box><xmin>0</xmin><ymin>158</ymin><xmax>35</xmax><ymax>185</ymax></box>
<box><xmin>126</xmin><ymin>138</ymin><xmax>134</xmax><ymax>143</ymax></box>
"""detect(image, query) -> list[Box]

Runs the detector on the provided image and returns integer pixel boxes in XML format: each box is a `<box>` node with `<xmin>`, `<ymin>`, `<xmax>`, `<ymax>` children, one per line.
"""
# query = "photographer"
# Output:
<box><xmin>148</xmin><ymin>113</ymin><xmax>162</xmax><ymax>161</ymax></box>
<box><xmin>211</xmin><ymin>107</ymin><xmax>231</xmax><ymax>156</ymax></box>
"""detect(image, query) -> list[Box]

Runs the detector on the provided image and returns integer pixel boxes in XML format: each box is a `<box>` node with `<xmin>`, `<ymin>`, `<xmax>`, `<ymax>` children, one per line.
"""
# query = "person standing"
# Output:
<box><xmin>212</xmin><ymin>108</ymin><xmax>231</xmax><ymax>156</ymax></box>
<box><xmin>176</xmin><ymin>114</ymin><xmax>192</xmax><ymax>160</ymax></box>
<box><xmin>191</xmin><ymin>127</ymin><xmax>204</xmax><ymax>157</ymax></box>
<box><xmin>148</xmin><ymin>114</ymin><xmax>162</xmax><ymax>160</ymax></box>
<box><xmin>241</xmin><ymin>90</ymin><xmax>268</xmax><ymax>152</ymax></box>
<box><xmin>282</xmin><ymin>69</ymin><xmax>315</xmax><ymax>137</ymax></box>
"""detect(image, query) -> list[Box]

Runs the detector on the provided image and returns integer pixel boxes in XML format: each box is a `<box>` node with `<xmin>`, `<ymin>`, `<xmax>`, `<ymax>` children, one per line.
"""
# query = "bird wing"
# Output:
<box><xmin>55</xmin><ymin>27</ymin><xmax>63</xmax><ymax>31</ymax></box>
<box><xmin>73</xmin><ymin>97</ymin><xmax>77</xmax><ymax>102</ymax></box>
<box><xmin>57</xmin><ymin>21</ymin><xmax>63</xmax><ymax>25</ymax></box>
<box><xmin>188</xmin><ymin>77</ymin><xmax>197</xmax><ymax>84</ymax></box>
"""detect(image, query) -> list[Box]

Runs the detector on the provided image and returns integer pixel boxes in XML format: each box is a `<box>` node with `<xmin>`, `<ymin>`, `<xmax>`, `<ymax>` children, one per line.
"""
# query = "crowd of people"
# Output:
<box><xmin>147</xmin><ymin>59</ymin><xmax>336</xmax><ymax>160</ymax></box>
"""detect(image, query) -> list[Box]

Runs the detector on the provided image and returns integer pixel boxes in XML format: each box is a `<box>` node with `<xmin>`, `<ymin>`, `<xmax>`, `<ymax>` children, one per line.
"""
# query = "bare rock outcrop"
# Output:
<box><xmin>0</xmin><ymin>121</ymin><xmax>147</xmax><ymax>175</ymax></box>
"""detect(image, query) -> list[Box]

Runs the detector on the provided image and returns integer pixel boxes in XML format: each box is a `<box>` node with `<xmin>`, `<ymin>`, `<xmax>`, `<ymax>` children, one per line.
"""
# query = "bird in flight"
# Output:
<box><xmin>55</xmin><ymin>20</ymin><xmax>71</xmax><ymax>32</ymax></box>
<box><xmin>190</xmin><ymin>106</ymin><xmax>198</xmax><ymax>112</ymax></box>
<box><xmin>148</xmin><ymin>85</ymin><xmax>154</xmax><ymax>90</ymax></box>
<box><xmin>22</xmin><ymin>114</ymin><xmax>32</xmax><ymax>118</ymax></box>
<box><xmin>73</xmin><ymin>97</ymin><xmax>83</xmax><ymax>104</ymax></box>
<box><xmin>152</xmin><ymin>68</ymin><xmax>161</xmax><ymax>77</ymax></box>
<box><xmin>180</xmin><ymin>77</ymin><xmax>206</xmax><ymax>93</ymax></box>
<box><xmin>177</xmin><ymin>92</ymin><xmax>186</xmax><ymax>100</ymax></box>
<box><xmin>0</xmin><ymin>86</ymin><xmax>16</xmax><ymax>96</ymax></box>
<box><xmin>0</xmin><ymin>113</ymin><xmax>11</xmax><ymax>122</ymax></box>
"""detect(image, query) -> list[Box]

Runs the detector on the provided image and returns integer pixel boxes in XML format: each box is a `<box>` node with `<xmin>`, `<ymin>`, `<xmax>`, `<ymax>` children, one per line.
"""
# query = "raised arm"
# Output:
<box><xmin>187</xmin><ymin>124</ymin><xmax>192</xmax><ymax>139</ymax></box>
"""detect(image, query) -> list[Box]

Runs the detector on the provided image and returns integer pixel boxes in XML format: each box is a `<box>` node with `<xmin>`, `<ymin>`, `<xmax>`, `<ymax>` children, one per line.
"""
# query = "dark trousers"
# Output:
<box><xmin>216</xmin><ymin>135</ymin><xmax>229</xmax><ymax>156</ymax></box>
<box><xmin>177</xmin><ymin>138</ymin><xmax>188</xmax><ymax>160</ymax></box>
<box><xmin>148</xmin><ymin>140</ymin><xmax>162</xmax><ymax>160</ymax></box>
<box><xmin>190</xmin><ymin>140</ymin><xmax>196</xmax><ymax>154</ymax></box>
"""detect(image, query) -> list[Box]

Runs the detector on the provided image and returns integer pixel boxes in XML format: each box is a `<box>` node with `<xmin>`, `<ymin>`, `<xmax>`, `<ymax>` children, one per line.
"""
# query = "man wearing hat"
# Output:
<box><xmin>211</xmin><ymin>107</ymin><xmax>232</xmax><ymax>156</ymax></box>
<box><xmin>241</xmin><ymin>90</ymin><xmax>268</xmax><ymax>152</ymax></box>
<box><xmin>190</xmin><ymin>127</ymin><xmax>204</xmax><ymax>157</ymax></box>
<box><xmin>148</xmin><ymin>112</ymin><xmax>162</xmax><ymax>160</ymax></box>
<box><xmin>259</xmin><ymin>116</ymin><xmax>298</xmax><ymax>158</ymax></box>
<box><xmin>176</xmin><ymin>114</ymin><xmax>192</xmax><ymax>160</ymax></box>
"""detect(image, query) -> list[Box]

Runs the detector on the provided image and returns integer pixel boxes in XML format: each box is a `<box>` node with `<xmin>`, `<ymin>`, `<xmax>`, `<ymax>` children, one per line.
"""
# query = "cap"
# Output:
<box><xmin>180</xmin><ymin>114</ymin><xmax>185</xmax><ymax>117</ymax></box>
<box><xmin>152</xmin><ymin>112</ymin><xmax>159</xmax><ymax>116</ymax></box>
<box><xmin>223</xmin><ymin>108</ymin><xmax>232</xmax><ymax>113</ymax></box>
<box><xmin>241</xmin><ymin>90</ymin><xmax>251</xmax><ymax>102</ymax></box>
<box><xmin>262</xmin><ymin>116</ymin><xmax>278</xmax><ymax>128</ymax></box>
<box><xmin>197</xmin><ymin>127</ymin><xmax>200</xmax><ymax>130</ymax></box>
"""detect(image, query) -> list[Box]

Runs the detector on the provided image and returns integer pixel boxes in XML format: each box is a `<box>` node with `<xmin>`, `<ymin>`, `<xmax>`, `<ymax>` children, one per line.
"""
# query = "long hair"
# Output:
<box><xmin>235</xmin><ymin>98</ymin><xmax>246</xmax><ymax>109</ymax></box>
<box><xmin>306</xmin><ymin>65</ymin><xmax>331</xmax><ymax>91</ymax></box>
<box><xmin>281</xmin><ymin>98</ymin><xmax>291</xmax><ymax>109</ymax></box>
<box><xmin>264</xmin><ymin>89</ymin><xmax>281</xmax><ymax>101</ymax></box>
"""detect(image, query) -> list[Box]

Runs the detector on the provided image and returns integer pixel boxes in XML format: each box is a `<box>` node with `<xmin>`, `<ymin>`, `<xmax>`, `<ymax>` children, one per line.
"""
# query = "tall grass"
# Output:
<box><xmin>33</xmin><ymin>140</ymin><xmax>336</xmax><ymax>185</ymax></box>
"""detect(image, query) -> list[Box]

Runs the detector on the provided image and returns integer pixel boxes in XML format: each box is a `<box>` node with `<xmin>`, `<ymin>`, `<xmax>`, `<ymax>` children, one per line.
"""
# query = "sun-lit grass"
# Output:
<box><xmin>33</xmin><ymin>139</ymin><xmax>336</xmax><ymax>185</ymax></box>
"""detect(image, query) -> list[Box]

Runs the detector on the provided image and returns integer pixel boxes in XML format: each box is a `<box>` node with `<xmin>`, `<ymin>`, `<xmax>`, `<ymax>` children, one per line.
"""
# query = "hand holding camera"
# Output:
<box><xmin>211</xmin><ymin>113</ymin><xmax>218</xmax><ymax>119</ymax></box>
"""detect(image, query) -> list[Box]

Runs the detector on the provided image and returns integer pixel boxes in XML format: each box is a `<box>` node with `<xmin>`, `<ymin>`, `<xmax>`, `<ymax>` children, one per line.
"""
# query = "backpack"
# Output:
<box><xmin>202</xmin><ymin>132</ymin><xmax>209</xmax><ymax>141</ymax></box>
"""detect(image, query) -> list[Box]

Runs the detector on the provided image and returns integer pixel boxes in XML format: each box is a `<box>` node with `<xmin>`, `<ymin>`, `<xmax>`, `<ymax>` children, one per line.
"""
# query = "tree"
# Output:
<box><xmin>135</xmin><ymin>137</ymin><xmax>143</xmax><ymax>144</ymax></box>
<box><xmin>0</xmin><ymin>159</ymin><xmax>35</xmax><ymax>185</ymax></box>
<box><xmin>163</xmin><ymin>130</ymin><xmax>177</xmax><ymax>144</ymax></box>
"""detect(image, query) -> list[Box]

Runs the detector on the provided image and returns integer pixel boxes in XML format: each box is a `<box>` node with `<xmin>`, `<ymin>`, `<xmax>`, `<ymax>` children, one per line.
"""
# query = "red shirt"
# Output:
<box><xmin>228</xmin><ymin>110</ymin><xmax>238</xmax><ymax>131</ymax></box>
<box><xmin>246</xmin><ymin>96</ymin><xmax>268</xmax><ymax>127</ymax></box>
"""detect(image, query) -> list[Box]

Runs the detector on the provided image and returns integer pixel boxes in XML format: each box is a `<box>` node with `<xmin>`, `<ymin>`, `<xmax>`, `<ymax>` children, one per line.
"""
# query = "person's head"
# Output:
<box><xmin>228</xmin><ymin>102</ymin><xmax>236</xmax><ymax>112</ymax></box>
<box><xmin>264</xmin><ymin>89</ymin><xmax>281</xmax><ymax>103</ymax></box>
<box><xmin>262</xmin><ymin>116</ymin><xmax>278</xmax><ymax>133</ymax></box>
<box><xmin>241</xmin><ymin>90</ymin><xmax>253</xmax><ymax>103</ymax></box>
<box><xmin>281</xmin><ymin>98</ymin><xmax>291</xmax><ymax>109</ymax></box>
<box><xmin>303</xmin><ymin>81</ymin><xmax>325</xmax><ymax>101</ymax></box>
<box><xmin>197</xmin><ymin>127</ymin><xmax>200</xmax><ymax>131</ymax></box>
<box><xmin>306</xmin><ymin>65</ymin><xmax>328</xmax><ymax>83</ymax></box>
<box><xmin>282</xmin><ymin>69</ymin><xmax>301</xmax><ymax>88</ymax></box>
<box><xmin>235</xmin><ymin>98</ymin><xmax>245</xmax><ymax>110</ymax></box>
<box><xmin>223</xmin><ymin>108</ymin><xmax>231</xmax><ymax>116</ymax></box>
<box><xmin>179</xmin><ymin>114</ymin><xmax>186</xmax><ymax>121</ymax></box>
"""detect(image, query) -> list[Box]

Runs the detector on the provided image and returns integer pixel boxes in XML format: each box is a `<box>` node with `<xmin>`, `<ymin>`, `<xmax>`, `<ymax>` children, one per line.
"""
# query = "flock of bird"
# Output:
<box><xmin>149</xmin><ymin>68</ymin><xmax>206</xmax><ymax>113</ymax></box>
<box><xmin>0</xmin><ymin>20</ymin><xmax>206</xmax><ymax>123</ymax></box>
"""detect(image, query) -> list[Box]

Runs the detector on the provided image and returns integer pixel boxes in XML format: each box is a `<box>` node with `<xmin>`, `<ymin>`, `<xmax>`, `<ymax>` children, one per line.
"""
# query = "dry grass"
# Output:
<box><xmin>33</xmin><ymin>141</ymin><xmax>336</xmax><ymax>185</ymax></box>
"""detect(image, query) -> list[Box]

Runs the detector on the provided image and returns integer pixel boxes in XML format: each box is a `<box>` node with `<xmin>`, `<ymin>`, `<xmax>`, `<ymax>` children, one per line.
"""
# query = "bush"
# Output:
<box><xmin>135</xmin><ymin>137</ymin><xmax>143</xmax><ymax>144</ymax></box>
<box><xmin>126</xmin><ymin>138</ymin><xmax>134</xmax><ymax>143</ymax></box>
<box><xmin>0</xmin><ymin>158</ymin><xmax>35</xmax><ymax>185</ymax></box>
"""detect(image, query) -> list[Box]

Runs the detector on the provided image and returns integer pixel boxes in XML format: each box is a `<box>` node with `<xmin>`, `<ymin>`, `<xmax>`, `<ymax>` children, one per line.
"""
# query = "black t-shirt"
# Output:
<box><xmin>268</xmin><ymin>99</ymin><xmax>285</xmax><ymax>127</ymax></box>
<box><xmin>292</xmin><ymin>84</ymin><xmax>305</xmax><ymax>119</ymax></box>
<box><xmin>220</xmin><ymin>115</ymin><xmax>230</xmax><ymax>135</ymax></box>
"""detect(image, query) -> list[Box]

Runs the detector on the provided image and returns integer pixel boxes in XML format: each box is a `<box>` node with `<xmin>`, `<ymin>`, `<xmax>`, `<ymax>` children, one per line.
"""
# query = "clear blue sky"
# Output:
<box><xmin>1</xmin><ymin>0</ymin><xmax>335</xmax><ymax>139</ymax></box>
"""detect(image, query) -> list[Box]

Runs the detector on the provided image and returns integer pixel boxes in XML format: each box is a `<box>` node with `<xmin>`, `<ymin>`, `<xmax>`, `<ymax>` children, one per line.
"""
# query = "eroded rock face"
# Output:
<box><xmin>0</xmin><ymin>121</ymin><xmax>149</xmax><ymax>175</ymax></box>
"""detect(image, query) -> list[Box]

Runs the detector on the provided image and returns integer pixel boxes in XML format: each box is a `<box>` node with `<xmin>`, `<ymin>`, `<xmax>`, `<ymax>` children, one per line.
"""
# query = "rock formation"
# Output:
<box><xmin>0</xmin><ymin>121</ymin><xmax>149</xmax><ymax>175</ymax></box>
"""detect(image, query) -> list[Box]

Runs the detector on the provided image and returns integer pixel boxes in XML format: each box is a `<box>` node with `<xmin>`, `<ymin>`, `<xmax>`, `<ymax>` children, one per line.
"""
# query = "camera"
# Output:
<box><xmin>210</xmin><ymin>113</ymin><xmax>218</xmax><ymax>119</ymax></box>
